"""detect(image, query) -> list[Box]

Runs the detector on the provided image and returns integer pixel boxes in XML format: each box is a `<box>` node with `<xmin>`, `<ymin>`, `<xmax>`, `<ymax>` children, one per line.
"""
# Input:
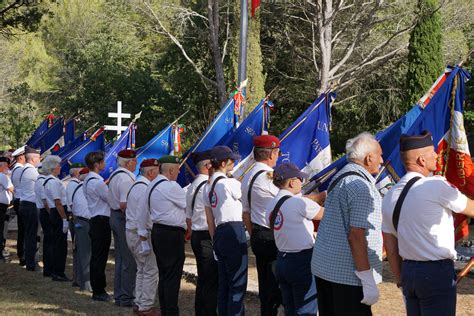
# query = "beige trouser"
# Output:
<box><xmin>126</xmin><ymin>230</ymin><xmax>158</xmax><ymax>311</ymax></box>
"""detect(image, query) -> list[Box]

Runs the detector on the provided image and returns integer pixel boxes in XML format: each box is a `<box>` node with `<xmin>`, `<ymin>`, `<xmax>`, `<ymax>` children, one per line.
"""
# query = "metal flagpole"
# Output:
<box><xmin>238</xmin><ymin>0</ymin><xmax>248</xmax><ymax>121</ymax></box>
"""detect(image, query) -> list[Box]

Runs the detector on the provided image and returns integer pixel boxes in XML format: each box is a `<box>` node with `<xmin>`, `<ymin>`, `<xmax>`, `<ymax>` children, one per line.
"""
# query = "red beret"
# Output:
<box><xmin>140</xmin><ymin>158</ymin><xmax>159</xmax><ymax>168</ymax></box>
<box><xmin>79</xmin><ymin>167</ymin><xmax>90</xmax><ymax>175</ymax></box>
<box><xmin>118</xmin><ymin>149</ymin><xmax>137</xmax><ymax>159</ymax></box>
<box><xmin>253</xmin><ymin>135</ymin><xmax>280</xmax><ymax>149</ymax></box>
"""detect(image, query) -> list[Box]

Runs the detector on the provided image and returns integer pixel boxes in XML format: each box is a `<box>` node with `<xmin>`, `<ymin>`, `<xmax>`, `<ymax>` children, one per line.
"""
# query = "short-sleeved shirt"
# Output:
<box><xmin>34</xmin><ymin>175</ymin><xmax>47</xmax><ymax>209</ymax></box>
<box><xmin>312</xmin><ymin>162</ymin><xmax>383</xmax><ymax>286</ymax></box>
<box><xmin>147</xmin><ymin>175</ymin><xmax>187</xmax><ymax>229</ymax></box>
<box><xmin>382</xmin><ymin>172</ymin><xmax>467</xmax><ymax>261</ymax></box>
<box><xmin>19</xmin><ymin>163</ymin><xmax>38</xmax><ymax>203</ymax></box>
<box><xmin>266</xmin><ymin>189</ymin><xmax>321</xmax><ymax>252</ymax></box>
<box><xmin>185</xmin><ymin>174</ymin><xmax>209</xmax><ymax>231</ymax></box>
<box><xmin>10</xmin><ymin>163</ymin><xmax>23</xmax><ymax>200</ymax></box>
<box><xmin>108</xmin><ymin>167</ymin><xmax>136</xmax><ymax>210</ymax></box>
<box><xmin>0</xmin><ymin>173</ymin><xmax>13</xmax><ymax>205</ymax></box>
<box><xmin>241</xmin><ymin>162</ymin><xmax>279</xmax><ymax>227</ymax></box>
<box><xmin>126</xmin><ymin>175</ymin><xmax>151</xmax><ymax>235</ymax></box>
<box><xmin>83</xmin><ymin>172</ymin><xmax>110</xmax><ymax>218</ymax></box>
<box><xmin>66</xmin><ymin>178</ymin><xmax>89</xmax><ymax>219</ymax></box>
<box><xmin>44</xmin><ymin>175</ymin><xmax>67</xmax><ymax>208</ymax></box>
<box><xmin>203</xmin><ymin>171</ymin><xmax>243</xmax><ymax>226</ymax></box>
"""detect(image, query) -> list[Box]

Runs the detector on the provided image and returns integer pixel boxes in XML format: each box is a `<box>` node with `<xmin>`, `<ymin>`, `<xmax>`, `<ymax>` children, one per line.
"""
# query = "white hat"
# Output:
<box><xmin>12</xmin><ymin>146</ymin><xmax>26</xmax><ymax>157</ymax></box>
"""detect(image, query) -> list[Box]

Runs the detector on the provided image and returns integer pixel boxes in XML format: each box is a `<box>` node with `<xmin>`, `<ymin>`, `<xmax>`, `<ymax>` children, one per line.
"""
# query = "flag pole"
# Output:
<box><xmin>238</xmin><ymin>0</ymin><xmax>248</xmax><ymax>121</ymax></box>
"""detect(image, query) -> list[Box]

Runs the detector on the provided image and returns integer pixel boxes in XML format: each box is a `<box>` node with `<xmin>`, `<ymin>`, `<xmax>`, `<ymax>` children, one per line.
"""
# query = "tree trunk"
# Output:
<box><xmin>207</xmin><ymin>0</ymin><xmax>227</xmax><ymax>106</ymax></box>
<box><xmin>316</xmin><ymin>0</ymin><xmax>333</xmax><ymax>95</ymax></box>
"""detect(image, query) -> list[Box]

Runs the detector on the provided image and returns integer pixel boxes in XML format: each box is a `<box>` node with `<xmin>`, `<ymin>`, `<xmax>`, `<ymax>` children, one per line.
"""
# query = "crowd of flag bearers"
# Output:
<box><xmin>1</xmin><ymin>130</ymin><xmax>474</xmax><ymax>316</ymax></box>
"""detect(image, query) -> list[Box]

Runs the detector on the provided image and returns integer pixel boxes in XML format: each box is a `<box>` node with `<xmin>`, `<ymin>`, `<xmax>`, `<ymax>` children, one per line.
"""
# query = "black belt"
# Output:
<box><xmin>75</xmin><ymin>216</ymin><xmax>90</xmax><ymax>222</ymax></box>
<box><xmin>404</xmin><ymin>259</ymin><xmax>453</xmax><ymax>264</ymax></box>
<box><xmin>277</xmin><ymin>248</ymin><xmax>313</xmax><ymax>257</ymax></box>
<box><xmin>216</xmin><ymin>221</ymin><xmax>242</xmax><ymax>229</ymax></box>
<box><xmin>112</xmin><ymin>208</ymin><xmax>122</xmax><ymax>212</ymax></box>
<box><xmin>252</xmin><ymin>223</ymin><xmax>271</xmax><ymax>232</ymax></box>
<box><xmin>153</xmin><ymin>223</ymin><xmax>185</xmax><ymax>233</ymax></box>
<box><xmin>91</xmin><ymin>215</ymin><xmax>109</xmax><ymax>220</ymax></box>
<box><xmin>0</xmin><ymin>203</ymin><xmax>9</xmax><ymax>209</ymax></box>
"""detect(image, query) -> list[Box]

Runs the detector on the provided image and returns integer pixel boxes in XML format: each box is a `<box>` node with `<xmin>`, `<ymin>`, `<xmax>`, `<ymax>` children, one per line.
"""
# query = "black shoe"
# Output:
<box><xmin>52</xmin><ymin>274</ymin><xmax>70</xmax><ymax>282</ymax></box>
<box><xmin>119</xmin><ymin>302</ymin><xmax>134</xmax><ymax>308</ymax></box>
<box><xmin>43</xmin><ymin>272</ymin><xmax>52</xmax><ymax>277</ymax></box>
<box><xmin>72</xmin><ymin>281</ymin><xmax>80</xmax><ymax>288</ymax></box>
<box><xmin>26</xmin><ymin>266</ymin><xmax>36</xmax><ymax>271</ymax></box>
<box><xmin>92</xmin><ymin>293</ymin><xmax>111</xmax><ymax>302</ymax></box>
<box><xmin>19</xmin><ymin>259</ymin><xmax>26</xmax><ymax>266</ymax></box>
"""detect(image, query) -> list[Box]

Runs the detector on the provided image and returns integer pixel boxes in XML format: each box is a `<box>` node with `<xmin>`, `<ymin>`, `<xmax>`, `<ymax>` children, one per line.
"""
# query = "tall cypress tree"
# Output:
<box><xmin>406</xmin><ymin>0</ymin><xmax>444</xmax><ymax>106</ymax></box>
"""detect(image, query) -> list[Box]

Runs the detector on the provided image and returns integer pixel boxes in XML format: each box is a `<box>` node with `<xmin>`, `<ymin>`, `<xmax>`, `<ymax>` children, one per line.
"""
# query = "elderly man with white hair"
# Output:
<box><xmin>107</xmin><ymin>149</ymin><xmax>138</xmax><ymax>308</ymax></box>
<box><xmin>311</xmin><ymin>132</ymin><xmax>384</xmax><ymax>316</ymax></box>
<box><xmin>43</xmin><ymin>155</ymin><xmax>70</xmax><ymax>282</ymax></box>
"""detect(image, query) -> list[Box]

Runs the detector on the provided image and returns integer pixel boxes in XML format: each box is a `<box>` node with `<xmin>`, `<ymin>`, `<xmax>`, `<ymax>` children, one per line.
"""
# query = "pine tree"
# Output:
<box><xmin>406</xmin><ymin>0</ymin><xmax>444</xmax><ymax>106</ymax></box>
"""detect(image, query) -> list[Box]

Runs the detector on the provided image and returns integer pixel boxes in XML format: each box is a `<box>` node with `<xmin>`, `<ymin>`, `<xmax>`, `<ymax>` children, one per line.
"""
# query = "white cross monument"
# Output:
<box><xmin>105</xmin><ymin>101</ymin><xmax>131</xmax><ymax>135</ymax></box>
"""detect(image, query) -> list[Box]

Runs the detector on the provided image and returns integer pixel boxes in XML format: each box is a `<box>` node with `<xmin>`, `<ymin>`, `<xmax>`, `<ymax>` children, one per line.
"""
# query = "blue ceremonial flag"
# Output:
<box><xmin>104</xmin><ymin>141</ymin><xmax>113</xmax><ymax>153</ymax></box>
<box><xmin>59</xmin><ymin>131</ymin><xmax>105</xmax><ymax>179</ymax></box>
<box><xmin>178</xmin><ymin>98</ymin><xmax>236</xmax><ymax>186</ymax></box>
<box><xmin>64</xmin><ymin>119</ymin><xmax>76</xmax><ymax>146</ymax></box>
<box><xmin>136</xmin><ymin>125</ymin><xmax>173</xmax><ymax>169</ymax></box>
<box><xmin>100</xmin><ymin>123</ymin><xmax>135</xmax><ymax>179</ymax></box>
<box><xmin>56</xmin><ymin>131</ymin><xmax>88</xmax><ymax>158</ymax></box>
<box><xmin>27</xmin><ymin>119</ymin><xmax>49</xmax><ymax>148</ymax></box>
<box><xmin>305</xmin><ymin>66</ymin><xmax>465</xmax><ymax>194</ymax></box>
<box><xmin>278</xmin><ymin>92</ymin><xmax>335</xmax><ymax>178</ymax></box>
<box><xmin>37</xmin><ymin>118</ymin><xmax>64</xmax><ymax>154</ymax></box>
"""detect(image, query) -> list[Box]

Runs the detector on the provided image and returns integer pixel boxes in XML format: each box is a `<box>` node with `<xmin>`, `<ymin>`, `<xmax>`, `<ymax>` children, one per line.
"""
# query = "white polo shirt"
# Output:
<box><xmin>382</xmin><ymin>172</ymin><xmax>468</xmax><ymax>261</ymax></box>
<box><xmin>83</xmin><ymin>171</ymin><xmax>111</xmax><ymax>218</ymax></box>
<box><xmin>266</xmin><ymin>189</ymin><xmax>321</xmax><ymax>252</ymax></box>
<box><xmin>44</xmin><ymin>175</ymin><xmax>67</xmax><ymax>209</ymax></box>
<box><xmin>0</xmin><ymin>173</ymin><xmax>13</xmax><ymax>205</ymax></box>
<box><xmin>126</xmin><ymin>176</ymin><xmax>151</xmax><ymax>236</ymax></box>
<box><xmin>185</xmin><ymin>174</ymin><xmax>209</xmax><ymax>231</ymax></box>
<box><xmin>108</xmin><ymin>167</ymin><xmax>136</xmax><ymax>211</ymax></box>
<box><xmin>19</xmin><ymin>163</ymin><xmax>38</xmax><ymax>203</ymax></box>
<box><xmin>10</xmin><ymin>163</ymin><xmax>23</xmax><ymax>200</ymax></box>
<box><xmin>147</xmin><ymin>175</ymin><xmax>187</xmax><ymax>229</ymax></box>
<box><xmin>34</xmin><ymin>175</ymin><xmax>47</xmax><ymax>209</ymax></box>
<box><xmin>203</xmin><ymin>171</ymin><xmax>243</xmax><ymax>226</ymax></box>
<box><xmin>241</xmin><ymin>162</ymin><xmax>278</xmax><ymax>227</ymax></box>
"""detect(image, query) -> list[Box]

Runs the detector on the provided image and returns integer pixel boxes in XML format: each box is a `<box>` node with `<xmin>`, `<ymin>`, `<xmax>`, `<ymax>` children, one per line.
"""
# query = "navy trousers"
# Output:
<box><xmin>402</xmin><ymin>259</ymin><xmax>456</xmax><ymax>316</ymax></box>
<box><xmin>213</xmin><ymin>222</ymin><xmax>248</xmax><ymax>316</ymax></box>
<box><xmin>89</xmin><ymin>215</ymin><xmax>112</xmax><ymax>296</ymax></box>
<box><xmin>39</xmin><ymin>208</ymin><xmax>53</xmax><ymax>276</ymax></box>
<box><xmin>275</xmin><ymin>248</ymin><xmax>317</xmax><ymax>316</ymax></box>
<box><xmin>50</xmin><ymin>207</ymin><xmax>68</xmax><ymax>277</ymax></box>
<box><xmin>19</xmin><ymin>201</ymin><xmax>38</xmax><ymax>270</ymax></box>
<box><xmin>13</xmin><ymin>199</ymin><xmax>25</xmax><ymax>262</ymax></box>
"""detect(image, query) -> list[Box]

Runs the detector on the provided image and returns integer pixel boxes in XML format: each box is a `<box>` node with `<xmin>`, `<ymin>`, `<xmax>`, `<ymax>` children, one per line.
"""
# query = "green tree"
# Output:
<box><xmin>406</xmin><ymin>0</ymin><xmax>444</xmax><ymax>107</ymax></box>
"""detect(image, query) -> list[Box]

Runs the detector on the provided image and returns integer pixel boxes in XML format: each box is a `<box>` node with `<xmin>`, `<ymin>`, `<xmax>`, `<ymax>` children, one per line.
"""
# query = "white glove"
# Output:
<box><xmin>213</xmin><ymin>250</ymin><xmax>218</xmax><ymax>261</ymax></box>
<box><xmin>354</xmin><ymin>269</ymin><xmax>379</xmax><ymax>306</ymax></box>
<box><xmin>62</xmin><ymin>219</ymin><xmax>69</xmax><ymax>234</ymax></box>
<box><xmin>139</xmin><ymin>240</ymin><xmax>151</xmax><ymax>255</ymax></box>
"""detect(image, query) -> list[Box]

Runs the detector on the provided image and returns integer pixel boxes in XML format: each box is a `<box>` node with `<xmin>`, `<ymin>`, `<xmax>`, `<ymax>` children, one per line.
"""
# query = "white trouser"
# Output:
<box><xmin>126</xmin><ymin>230</ymin><xmax>158</xmax><ymax>311</ymax></box>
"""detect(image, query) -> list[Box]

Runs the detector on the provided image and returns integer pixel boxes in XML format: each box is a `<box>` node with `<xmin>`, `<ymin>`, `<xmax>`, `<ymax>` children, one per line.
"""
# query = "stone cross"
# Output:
<box><xmin>104</xmin><ymin>101</ymin><xmax>131</xmax><ymax>135</ymax></box>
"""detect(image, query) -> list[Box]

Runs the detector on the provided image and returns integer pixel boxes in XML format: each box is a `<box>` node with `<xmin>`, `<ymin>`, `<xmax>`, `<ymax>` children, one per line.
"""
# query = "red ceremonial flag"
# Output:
<box><xmin>435</xmin><ymin>72</ymin><xmax>472</xmax><ymax>242</ymax></box>
<box><xmin>251</xmin><ymin>0</ymin><xmax>261</xmax><ymax>17</ymax></box>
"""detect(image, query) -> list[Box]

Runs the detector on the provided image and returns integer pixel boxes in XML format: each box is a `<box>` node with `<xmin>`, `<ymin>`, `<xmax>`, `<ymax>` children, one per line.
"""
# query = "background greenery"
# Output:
<box><xmin>0</xmin><ymin>0</ymin><xmax>472</xmax><ymax>155</ymax></box>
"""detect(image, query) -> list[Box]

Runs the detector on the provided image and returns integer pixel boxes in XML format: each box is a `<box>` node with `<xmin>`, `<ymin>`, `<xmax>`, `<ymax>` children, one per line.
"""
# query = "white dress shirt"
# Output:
<box><xmin>108</xmin><ymin>167</ymin><xmax>136</xmax><ymax>210</ymax></box>
<box><xmin>126</xmin><ymin>176</ymin><xmax>151</xmax><ymax>236</ymax></box>
<box><xmin>66</xmin><ymin>178</ymin><xmax>81</xmax><ymax>208</ymax></box>
<box><xmin>19</xmin><ymin>163</ymin><xmax>38</xmax><ymax>203</ymax></box>
<box><xmin>44</xmin><ymin>175</ymin><xmax>67</xmax><ymax>209</ymax></box>
<box><xmin>34</xmin><ymin>175</ymin><xmax>47</xmax><ymax>209</ymax></box>
<box><xmin>241</xmin><ymin>162</ymin><xmax>279</xmax><ymax>227</ymax></box>
<box><xmin>203</xmin><ymin>171</ymin><xmax>243</xmax><ymax>226</ymax></box>
<box><xmin>10</xmin><ymin>163</ymin><xmax>23</xmax><ymax>200</ymax></box>
<box><xmin>0</xmin><ymin>173</ymin><xmax>13</xmax><ymax>205</ymax></box>
<box><xmin>185</xmin><ymin>174</ymin><xmax>209</xmax><ymax>231</ymax></box>
<box><xmin>382</xmin><ymin>172</ymin><xmax>468</xmax><ymax>261</ymax></box>
<box><xmin>83</xmin><ymin>171</ymin><xmax>111</xmax><ymax>218</ymax></box>
<box><xmin>147</xmin><ymin>174</ymin><xmax>187</xmax><ymax>229</ymax></box>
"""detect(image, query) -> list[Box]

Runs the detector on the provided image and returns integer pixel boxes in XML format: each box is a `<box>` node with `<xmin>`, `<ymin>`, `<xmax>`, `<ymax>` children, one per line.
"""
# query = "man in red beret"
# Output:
<box><xmin>126</xmin><ymin>158</ymin><xmax>161</xmax><ymax>316</ymax></box>
<box><xmin>108</xmin><ymin>149</ymin><xmax>138</xmax><ymax>307</ymax></box>
<box><xmin>241</xmin><ymin>134</ymin><xmax>282</xmax><ymax>315</ymax></box>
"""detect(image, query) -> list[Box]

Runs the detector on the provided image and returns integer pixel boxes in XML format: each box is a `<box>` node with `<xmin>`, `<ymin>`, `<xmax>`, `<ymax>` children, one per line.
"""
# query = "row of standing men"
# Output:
<box><xmin>2</xmin><ymin>129</ymin><xmax>473</xmax><ymax>316</ymax></box>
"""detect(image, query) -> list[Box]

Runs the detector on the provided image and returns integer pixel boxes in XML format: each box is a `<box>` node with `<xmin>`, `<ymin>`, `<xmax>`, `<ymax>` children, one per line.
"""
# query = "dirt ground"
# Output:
<box><xmin>0</xmin><ymin>233</ymin><xmax>473</xmax><ymax>315</ymax></box>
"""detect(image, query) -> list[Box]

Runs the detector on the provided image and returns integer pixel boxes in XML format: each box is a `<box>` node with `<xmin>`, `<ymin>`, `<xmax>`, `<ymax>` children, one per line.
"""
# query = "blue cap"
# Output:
<box><xmin>191</xmin><ymin>150</ymin><xmax>211</xmax><ymax>164</ymax></box>
<box><xmin>273</xmin><ymin>162</ymin><xmax>308</xmax><ymax>181</ymax></box>
<box><xmin>210</xmin><ymin>146</ymin><xmax>241</xmax><ymax>162</ymax></box>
